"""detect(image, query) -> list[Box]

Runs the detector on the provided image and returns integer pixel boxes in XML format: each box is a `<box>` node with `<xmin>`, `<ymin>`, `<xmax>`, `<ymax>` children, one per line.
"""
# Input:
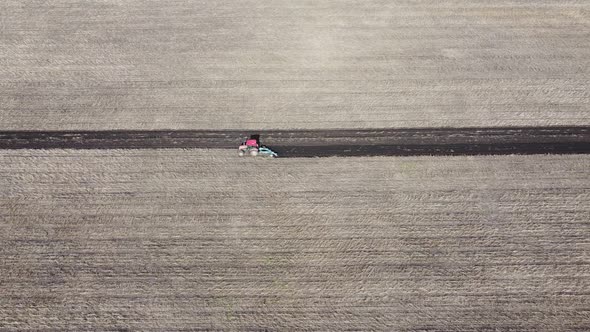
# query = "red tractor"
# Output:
<box><xmin>238</xmin><ymin>136</ymin><xmax>278</xmax><ymax>157</ymax></box>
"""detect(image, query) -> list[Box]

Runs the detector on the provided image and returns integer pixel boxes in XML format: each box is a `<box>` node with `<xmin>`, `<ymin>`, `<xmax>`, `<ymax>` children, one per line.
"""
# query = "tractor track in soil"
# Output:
<box><xmin>0</xmin><ymin>126</ymin><xmax>588</xmax><ymax>157</ymax></box>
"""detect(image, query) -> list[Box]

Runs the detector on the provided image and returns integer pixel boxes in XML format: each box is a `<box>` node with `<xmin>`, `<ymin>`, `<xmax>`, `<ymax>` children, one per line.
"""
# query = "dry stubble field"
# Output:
<box><xmin>1</xmin><ymin>150</ymin><xmax>589</xmax><ymax>330</ymax></box>
<box><xmin>1</xmin><ymin>0</ymin><xmax>590</xmax><ymax>330</ymax></box>
<box><xmin>1</xmin><ymin>0</ymin><xmax>589</xmax><ymax>130</ymax></box>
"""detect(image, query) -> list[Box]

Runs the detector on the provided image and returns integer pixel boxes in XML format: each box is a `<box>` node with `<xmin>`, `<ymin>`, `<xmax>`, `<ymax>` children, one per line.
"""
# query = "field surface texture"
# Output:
<box><xmin>1</xmin><ymin>127</ymin><xmax>589</xmax><ymax>156</ymax></box>
<box><xmin>1</xmin><ymin>150</ymin><xmax>589</xmax><ymax>331</ymax></box>
<box><xmin>1</xmin><ymin>0</ymin><xmax>589</xmax><ymax>130</ymax></box>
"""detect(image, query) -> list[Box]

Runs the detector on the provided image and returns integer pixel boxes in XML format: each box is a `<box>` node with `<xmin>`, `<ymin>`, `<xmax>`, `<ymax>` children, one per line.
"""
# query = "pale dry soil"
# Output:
<box><xmin>0</xmin><ymin>150</ymin><xmax>589</xmax><ymax>331</ymax></box>
<box><xmin>0</xmin><ymin>0</ymin><xmax>589</xmax><ymax>130</ymax></box>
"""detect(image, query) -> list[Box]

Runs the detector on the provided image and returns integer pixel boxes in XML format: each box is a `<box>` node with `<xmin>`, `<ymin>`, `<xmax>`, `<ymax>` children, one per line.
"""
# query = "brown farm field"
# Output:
<box><xmin>1</xmin><ymin>0</ymin><xmax>589</xmax><ymax>130</ymax></box>
<box><xmin>1</xmin><ymin>150</ymin><xmax>589</xmax><ymax>330</ymax></box>
<box><xmin>1</xmin><ymin>0</ymin><xmax>590</xmax><ymax>330</ymax></box>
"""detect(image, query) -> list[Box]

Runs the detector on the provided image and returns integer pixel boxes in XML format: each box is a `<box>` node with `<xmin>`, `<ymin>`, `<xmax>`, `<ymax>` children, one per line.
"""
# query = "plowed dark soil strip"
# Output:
<box><xmin>0</xmin><ymin>127</ymin><xmax>588</xmax><ymax>157</ymax></box>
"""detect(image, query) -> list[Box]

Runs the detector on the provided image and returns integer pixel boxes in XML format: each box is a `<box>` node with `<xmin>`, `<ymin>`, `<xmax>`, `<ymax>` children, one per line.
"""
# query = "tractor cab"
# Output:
<box><xmin>244</xmin><ymin>139</ymin><xmax>259</xmax><ymax>148</ymax></box>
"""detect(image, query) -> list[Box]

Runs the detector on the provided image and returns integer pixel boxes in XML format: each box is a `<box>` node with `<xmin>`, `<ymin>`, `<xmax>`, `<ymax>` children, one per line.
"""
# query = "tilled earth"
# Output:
<box><xmin>1</xmin><ymin>150</ymin><xmax>588</xmax><ymax>331</ymax></box>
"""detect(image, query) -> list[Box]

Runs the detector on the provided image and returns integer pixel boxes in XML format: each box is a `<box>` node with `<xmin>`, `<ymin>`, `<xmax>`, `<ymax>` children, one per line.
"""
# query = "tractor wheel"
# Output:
<box><xmin>249</xmin><ymin>149</ymin><xmax>258</xmax><ymax>156</ymax></box>
<box><xmin>238</xmin><ymin>150</ymin><xmax>245</xmax><ymax>157</ymax></box>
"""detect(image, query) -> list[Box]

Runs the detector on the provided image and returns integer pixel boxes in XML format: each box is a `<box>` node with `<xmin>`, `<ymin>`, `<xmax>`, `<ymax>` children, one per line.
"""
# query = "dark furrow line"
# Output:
<box><xmin>0</xmin><ymin>126</ymin><xmax>588</xmax><ymax>157</ymax></box>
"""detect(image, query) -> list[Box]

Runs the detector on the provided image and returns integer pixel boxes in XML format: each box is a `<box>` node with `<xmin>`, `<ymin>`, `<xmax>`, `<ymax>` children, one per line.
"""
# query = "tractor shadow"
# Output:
<box><xmin>249</xmin><ymin>134</ymin><xmax>260</xmax><ymax>143</ymax></box>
